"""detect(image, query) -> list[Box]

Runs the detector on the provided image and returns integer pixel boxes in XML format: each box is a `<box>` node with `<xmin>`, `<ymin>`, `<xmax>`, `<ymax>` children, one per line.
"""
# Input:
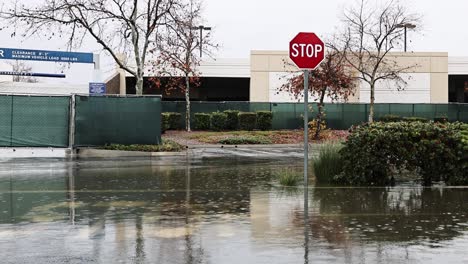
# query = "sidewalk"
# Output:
<box><xmin>77</xmin><ymin>143</ymin><xmax>322</xmax><ymax>159</ymax></box>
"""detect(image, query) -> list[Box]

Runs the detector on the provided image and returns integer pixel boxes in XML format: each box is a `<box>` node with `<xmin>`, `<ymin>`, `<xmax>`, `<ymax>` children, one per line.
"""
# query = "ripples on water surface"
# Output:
<box><xmin>0</xmin><ymin>157</ymin><xmax>467</xmax><ymax>264</ymax></box>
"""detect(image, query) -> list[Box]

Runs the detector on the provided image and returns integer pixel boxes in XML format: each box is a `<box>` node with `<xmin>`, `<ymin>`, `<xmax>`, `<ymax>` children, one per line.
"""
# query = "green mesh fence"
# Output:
<box><xmin>162</xmin><ymin>102</ymin><xmax>468</xmax><ymax>130</ymax></box>
<box><xmin>0</xmin><ymin>95</ymin><xmax>70</xmax><ymax>147</ymax></box>
<box><xmin>74</xmin><ymin>96</ymin><xmax>162</xmax><ymax>146</ymax></box>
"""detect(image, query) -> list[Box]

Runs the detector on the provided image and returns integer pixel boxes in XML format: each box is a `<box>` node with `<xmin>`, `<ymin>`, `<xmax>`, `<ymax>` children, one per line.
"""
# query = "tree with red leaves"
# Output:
<box><xmin>279</xmin><ymin>51</ymin><xmax>356</xmax><ymax>139</ymax></box>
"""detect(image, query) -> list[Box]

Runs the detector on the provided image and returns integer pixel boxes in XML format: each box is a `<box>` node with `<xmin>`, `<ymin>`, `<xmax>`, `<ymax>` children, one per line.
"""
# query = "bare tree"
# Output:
<box><xmin>7</xmin><ymin>61</ymin><xmax>38</xmax><ymax>83</ymax></box>
<box><xmin>331</xmin><ymin>0</ymin><xmax>420</xmax><ymax>122</ymax></box>
<box><xmin>0</xmin><ymin>0</ymin><xmax>179</xmax><ymax>95</ymax></box>
<box><xmin>155</xmin><ymin>0</ymin><xmax>216</xmax><ymax>131</ymax></box>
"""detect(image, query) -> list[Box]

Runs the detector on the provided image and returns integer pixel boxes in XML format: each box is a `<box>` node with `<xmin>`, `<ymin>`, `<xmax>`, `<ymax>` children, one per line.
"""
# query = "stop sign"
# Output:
<box><xmin>289</xmin><ymin>32</ymin><xmax>325</xmax><ymax>70</ymax></box>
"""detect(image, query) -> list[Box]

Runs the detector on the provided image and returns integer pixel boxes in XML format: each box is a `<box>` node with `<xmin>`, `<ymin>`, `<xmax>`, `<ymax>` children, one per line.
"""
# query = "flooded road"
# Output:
<box><xmin>0</xmin><ymin>157</ymin><xmax>467</xmax><ymax>264</ymax></box>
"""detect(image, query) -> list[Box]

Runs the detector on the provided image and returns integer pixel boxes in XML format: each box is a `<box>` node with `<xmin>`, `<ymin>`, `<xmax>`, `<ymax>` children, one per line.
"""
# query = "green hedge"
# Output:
<box><xmin>337</xmin><ymin>122</ymin><xmax>467</xmax><ymax>186</ymax></box>
<box><xmin>224</xmin><ymin>110</ymin><xmax>240</xmax><ymax>130</ymax></box>
<box><xmin>162</xmin><ymin>112</ymin><xmax>182</xmax><ymax>131</ymax></box>
<box><xmin>238</xmin><ymin>112</ymin><xmax>256</xmax><ymax>131</ymax></box>
<box><xmin>378</xmin><ymin>115</ymin><xmax>429</xmax><ymax>123</ymax></box>
<box><xmin>256</xmin><ymin>111</ymin><xmax>273</xmax><ymax>131</ymax></box>
<box><xmin>211</xmin><ymin>112</ymin><xmax>227</xmax><ymax>131</ymax></box>
<box><xmin>194</xmin><ymin>113</ymin><xmax>211</xmax><ymax>130</ymax></box>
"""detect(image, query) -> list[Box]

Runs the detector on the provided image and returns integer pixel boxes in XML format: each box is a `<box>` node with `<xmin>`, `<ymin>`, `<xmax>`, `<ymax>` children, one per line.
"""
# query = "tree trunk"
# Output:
<box><xmin>185</xmin><ymin>74</ymin><xmax>191</xmax><ymax>132</ymax></box>
<box><xmin>135</xmin><ymin>72</ymin><xmax>144</xmax><ymax>95</ymax></box>
<box><xmin>314</xmin><ymin>88</ymin><xmax>327</xmax><ymax>140</ymax></box>
<box><xmin>369</xmin><ymin>83</ymin><xmax>375</xmax><ymax>123</ymax></box>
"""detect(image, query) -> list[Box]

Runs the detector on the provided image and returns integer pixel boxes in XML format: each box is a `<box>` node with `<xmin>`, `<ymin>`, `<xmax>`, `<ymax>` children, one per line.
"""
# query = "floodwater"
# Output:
<box><xmin>0</xmin><ymin>157</ymin><xmax>467</xmax><ymax>264</ymax></box>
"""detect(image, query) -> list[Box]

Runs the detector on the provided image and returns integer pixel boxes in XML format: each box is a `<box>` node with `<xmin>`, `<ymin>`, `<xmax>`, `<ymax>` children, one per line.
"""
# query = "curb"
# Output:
<box><xmin>76</xmin><ymin>148</ymin><xmax>187</xmax><ymax>158</ymax></box>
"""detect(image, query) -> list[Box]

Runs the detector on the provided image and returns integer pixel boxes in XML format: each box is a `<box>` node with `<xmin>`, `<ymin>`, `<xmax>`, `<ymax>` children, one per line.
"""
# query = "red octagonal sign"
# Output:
<box><xmin>289</xmin><ymin>32</ymin><xmax>325</xmax><ymax>70</ymax></box>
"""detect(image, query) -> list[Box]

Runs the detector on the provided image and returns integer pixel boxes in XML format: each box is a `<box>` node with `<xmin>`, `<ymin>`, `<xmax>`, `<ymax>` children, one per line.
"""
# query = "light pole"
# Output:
<box><xmin>191</xmin><ymin>25</ymin><xmax>211</xmax><ymax>58</ymax></box>
<box><xmin>396</xmin><ymin>23</ymin><xmax>416</xmax><ymax>52</ymax></box>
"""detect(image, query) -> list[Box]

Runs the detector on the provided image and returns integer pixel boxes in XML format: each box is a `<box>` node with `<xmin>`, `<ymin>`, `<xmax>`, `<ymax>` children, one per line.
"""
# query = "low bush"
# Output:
<box><xmin>256</xmin><ymin>111</ymin><xmax>273</xmax><ymax>131</ymax></box>
<box><xmin>434</xmin><ymin>116</ymin><xmax>449</xmax><ymax>123</ymax></box>
<box><xmin>211</xmin><ymin>112</ymin><xmax>228</xmax><ymax>131</ymax></box>
<box><xmin>402</xmin><ymin>116</ymin><xmax>429</xmax><ymax>123</ymax></box>
<box><xmin>162</xmin><ymin>112</ymin><xmax>182</xmax><ymax>131</ymax></box>
<box><xmin>224</xmin><ymin>110</ymin><xmax>240</xmax><ymax>130</ymax></box>
<box><xmin>102</xmin><ymin>139</ymin><xmax>184</xmax><ymax>152</ymax></box>
<box><xmin>218</xmin><ymin>136</ymin><xmax>271</xmax><ymax>145</ymax></box>
<box><xmin>194</xmin><ymin>113</ymin><xmax>211</xmax><ymax>130</ymax></box>
<box><xmin>162</xmin><ymin>113</ymin><xmax>171</xmax><ymax>132</ymax></box>
<box><xmin>450</xmin><ymin>123</ymin><xmax>468</xmax><ymax>185</ymax></box>
<box><xmin>238</xmin><ymin>112</ymin><xmax>257</xmax><ymax>131</ymax></box>
<box><xmin>379</xmin><ymin>114</ymin><xmax>402</xmax><ymax>122</ymax></box>
<box><xmin>338</xmin><ymin>122</ymin><xmax>466</xmax><ymax>186</ymax></box>
<box><xmin>312</xmin><ymin>143</ymin><xmax>343</xmax><ymax>184</ymax></box>
<box><xmin>378</xmin><ymin>115</ymin><xmax>429</xmax><ymax>123</ymax></box>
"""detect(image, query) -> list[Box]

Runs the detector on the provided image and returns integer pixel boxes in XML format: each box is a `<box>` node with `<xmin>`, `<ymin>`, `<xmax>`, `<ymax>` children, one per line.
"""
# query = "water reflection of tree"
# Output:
<box><xmin>305</xmin><ymin>187</ymin><xmax>468</xmax><ymax>246</ymax></box>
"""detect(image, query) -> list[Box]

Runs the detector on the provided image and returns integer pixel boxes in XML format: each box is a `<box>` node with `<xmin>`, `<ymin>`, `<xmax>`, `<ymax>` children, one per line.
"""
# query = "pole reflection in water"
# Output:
<box><xmin>66</xmin><ymin>162</ymin><xmax>76</xmax><ymax>225</ymax></box>
<box><xmin>304</xmin><ymin>184</ymin><xmax>309</xmax><ymax>264</ymax></box>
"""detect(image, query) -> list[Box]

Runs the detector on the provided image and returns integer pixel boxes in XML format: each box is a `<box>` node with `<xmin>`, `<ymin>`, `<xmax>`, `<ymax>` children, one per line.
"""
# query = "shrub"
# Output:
<box><xmin>338</xmin><ymin>122</ymin><xmax>466</xmax><ymax>186</ymax></box>
<box><xmin>276</xmin><ymin>169</ymin><xmax>301</xmax><ymax>186</ymax></box>
<box><xmin>312</xmin><ymin>143</ymin><xmax>343</xmax><ymax>184</ymax></box>
<box><xmin>210</xmin><ymin>112</ymin><xmax>228</xmax><ymax>131</ymax></box>
<box><xmin>238</xmin><ymin>112</ymin><xmax>257</xmax><ymax>131</ymax></box>
<box><xmin>194</xmin><ymin>113</ymin><xmax>211</xmax><ymax>130</ymax></box>
<box><xmin>308</xmin><ymin>119</ymin><xmax>327</xmax><ymax>140</ymax></box>
<box><xmin>434</xmin><ymin>116</ymin><xmax>449</xmax><ymax>123</ymax></box>
<box><xmin>449</xmin><ymin>124</ymin><xmax>468</xmax><ymax>185</ymax></box>
<box><xmin>224</xmin><ymin>110</ymin><xmax>240</xmax><ymax>130</ymax></box>
<box><xmin>218</xmin><ymin>136</ymin><xmax>271</xmax><ymax>145</ymax></box>
<box><xmin>256</xmin><ymin>111</ymin><xmax>273</xmax><ymax>131</ymax></box>
<box><xmin>379</xmin><ymin>114</ymin><xmax>402</xmax><ymax>122</ymax></box>
<box><xmin>162</xmin><ymin>113</ymin><xmax>171</xmax><ymax>132</ymax></box>
<box><xmin>402</xmin><ymin>116</ymin><xmax>429</xmax><ymax>123</ymax></box>
<box><xmin>102</xmin><ymin>140</ymin><xmax>184</xmax><ymax>152</ymax></box>
<box><xmin>162</xmin><ymin>112</ymin><xmax>182</xmax><ymax>131</ymax></box>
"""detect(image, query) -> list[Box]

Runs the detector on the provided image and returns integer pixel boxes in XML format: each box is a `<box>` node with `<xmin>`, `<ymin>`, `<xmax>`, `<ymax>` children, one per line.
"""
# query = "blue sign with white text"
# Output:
<box><xmin>0</xmin><ymin>48</ymin><xmax>94</xmax><ymax>64</ymax></box>
<box><xmin>89</xmin><ymin>83</ymin><xmax>106</xmax><ymax>95</ymax></box>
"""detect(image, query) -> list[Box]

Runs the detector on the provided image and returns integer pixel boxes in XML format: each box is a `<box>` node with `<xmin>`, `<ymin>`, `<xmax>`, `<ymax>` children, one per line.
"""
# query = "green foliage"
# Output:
<box><xmin>224</xmin><ymin>110</ymin><xmax>240</xmax><ymax>130</ymax></box>
<box><xmin>162</xmin><ymin>112</ymin><xmax>182</xmax><ymax>132</ymax></box>
<box><xmin>256</xmin><ymin>111</ymin><xmax>273</xmax><ymax>131</ymax></box>
<box><xmin>102</xmin><ymin>139</ymin><xmax>184</xmax><ymax>152</ymax></box>
<box><xmin>402</xmin><ymin>116</ymin><xmax>429</xmax><ymax>123</ymax></box>
<box><xmin>218</xmin><ymin>136</ymin><xmax>272</xmax><ymax>145</ymax></box>
<box><xmin>378</xmin><ymin>115</ymin><xmax>429</xmax><ymax>123</ymax></box>
<box><xmin>379</xmin><ymin>114</ymin><xmax>402</xmax><ymax>122</ymax></box>
<box><xmin>338</xmin><ymin>122</ymin><xmax>466</xmax><ymax>186</ymax></box>
<box><xmin>312</xmin><ymin>143</ymin><xmax>343</xmax><ymax>184</ymax></box>
<box><xmin>434</xmin><ymin>116</ymin><xmax>449</xmax><ymax>123</ymax></box>
<box><xmin>238</xmin><ymin>112</ymin><xmax>257</xmax><ymax>131</ymax></box>
<box><xmin>194</xmin><ymin>113</ymin><xmax>211</xmax><ymax>130</ymax></box>
<box><xmin>211</xmin><ymin>112</ymin><xmax>228</xmax><ymax>131</ymax></box>
<box><xmin>450</xmin><ymin>123</ymin><xmax>468</xmax><ymax>185</ymax></box>
<box><xmin>276</xmin><ymin>169</ymin><xmax>301</xmax><ymax>186</ymax></box>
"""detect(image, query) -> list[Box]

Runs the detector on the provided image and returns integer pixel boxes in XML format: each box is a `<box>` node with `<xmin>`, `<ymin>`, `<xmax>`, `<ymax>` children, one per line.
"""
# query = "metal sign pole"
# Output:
<box><xmin>303</xmin><ymin>70</ymin><xmax>309</xmax><ymax>210</ymax></box>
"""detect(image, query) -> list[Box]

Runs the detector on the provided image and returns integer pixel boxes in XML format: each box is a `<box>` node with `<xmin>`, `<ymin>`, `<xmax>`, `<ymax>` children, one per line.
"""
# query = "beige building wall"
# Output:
<box><xmin>250</xmin><ymin>51</ymin><xmax>449</xmax><ymax>103</ymax></box>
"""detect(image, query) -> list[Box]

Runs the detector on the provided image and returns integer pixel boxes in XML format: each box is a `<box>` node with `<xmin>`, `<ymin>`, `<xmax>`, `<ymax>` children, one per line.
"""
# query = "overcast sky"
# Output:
<box><xmin>0</xmin><ymin>0</ymin><xmax>467</xmax><ymax>83</ymax></box>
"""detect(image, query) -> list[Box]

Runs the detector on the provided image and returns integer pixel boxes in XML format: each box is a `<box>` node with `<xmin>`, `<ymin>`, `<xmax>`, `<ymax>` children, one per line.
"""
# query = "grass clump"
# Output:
<box><xmin>276</xmin><ymin>168</ymin><xmax>302</xmax><ymax>186</ymax></box>
<box><xmin>102</xmin><ymin>139</ymin><xmax>184</xmax><ymax>152</ymax></box>
<box><xmin>312</xmin><ymin>143</ymin><xmax>343</xmax><ymax>184</ymax></box>
<box><xmin>218</xmin><ymin>136</ymin><xmax>272</xmax><ymax>145</ymax></box>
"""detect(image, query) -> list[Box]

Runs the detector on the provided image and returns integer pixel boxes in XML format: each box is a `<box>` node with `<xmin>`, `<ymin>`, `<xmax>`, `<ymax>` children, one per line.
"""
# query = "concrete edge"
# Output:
<box><xmin>186</xmin><ymin>144</ymin><xmax>322</xmax><ymax>149</ymax></box>
<box><xmin>77</xmin><ymin>148</ymin><xmax>187</xmax><ymax>158</ymax></box>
